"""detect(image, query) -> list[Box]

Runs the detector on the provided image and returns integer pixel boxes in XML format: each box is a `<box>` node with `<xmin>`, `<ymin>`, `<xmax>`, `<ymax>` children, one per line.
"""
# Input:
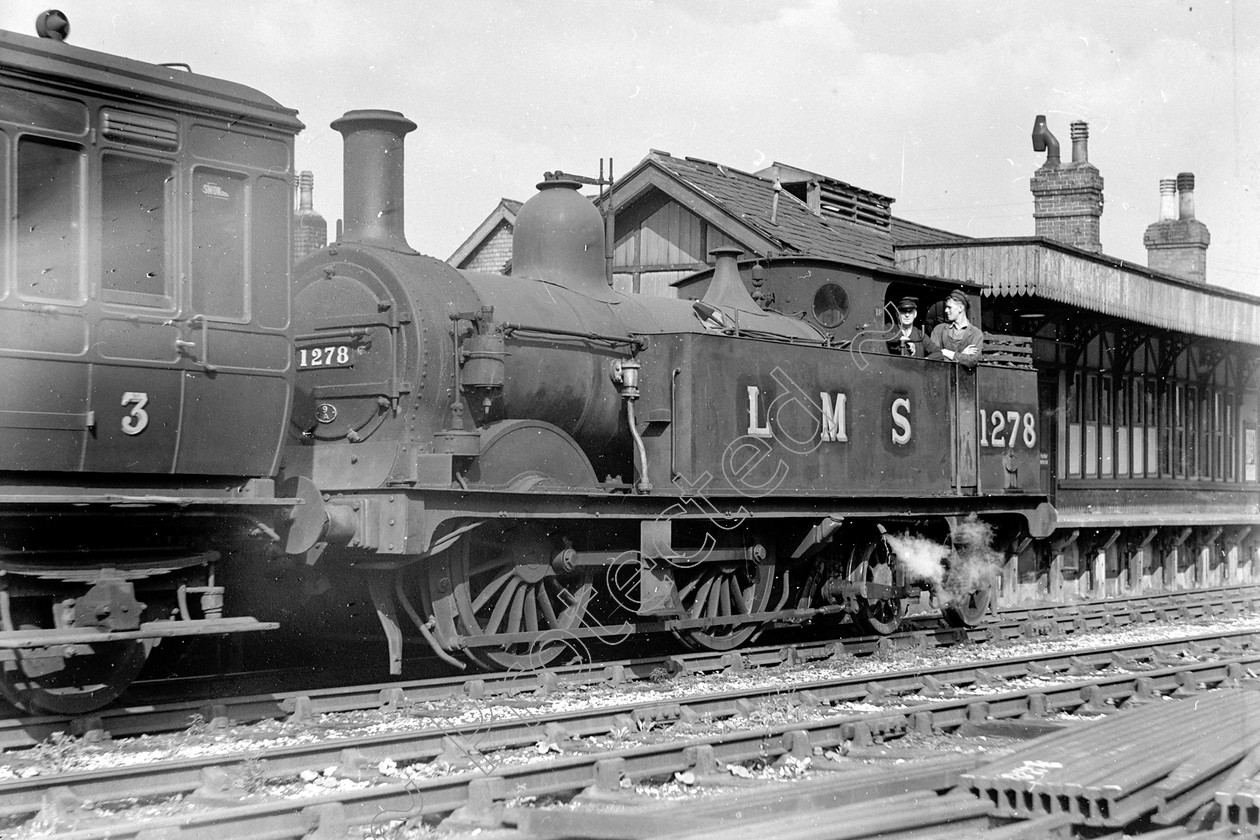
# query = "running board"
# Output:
<box><xmin>0</xmin><ymin>617</ymin><xmax>278</xmax><ymax>650</ymax></box>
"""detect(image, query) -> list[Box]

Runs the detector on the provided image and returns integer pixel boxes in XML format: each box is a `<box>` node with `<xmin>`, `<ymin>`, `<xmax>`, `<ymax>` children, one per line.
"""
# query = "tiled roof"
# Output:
<box><xmin>646</xmin><ymin>152</ymin><xmax>896</xmax><ymax>269</ymax></box>
<box><xmin>890</xmin><ymin>216</ymin><xmax>973</xmax><ymax>246</ymax></box>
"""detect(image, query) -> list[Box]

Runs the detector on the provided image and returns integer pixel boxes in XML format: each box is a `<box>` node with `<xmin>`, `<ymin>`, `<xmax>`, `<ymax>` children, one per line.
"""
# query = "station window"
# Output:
<box><xmin>191</xmin><ymin>169</ymin><xmax>247</xmax><ymax>320</ymax></box>
<box><xmin>16</xmin><ymin>138</ymin><xmax>83</xmax><ymax>301</ymax></box>
<box><xmin>1173</xmin><ymin>384</ymin><xmax>1186</xmax><ymax>478</ymax></box>
<box><xmin>1226</xmin><ymin>398</ymin><xmax>1236</xmax><ymax>482</ymax></box>
<box><xmin>1115</xmin><ymin>376</ymin><xmax>1129</xmax><ymax>476</ymax></box>
<box><xmin>1100</xmin><ymin>375</ymin><xmax>1114</xmax><ymax>477</ymax></box>
<box><xmin>101</xmin><ymin>154</ymin><xmax>172</xmax><ymax>305</ymax></box>
<box><xmin>1129</xmin><ymin>378</ymin><xmax>1145</xmax><ymax>477</ymax></box>
<box><xmin>1213</xmin><ymin>391</ymin><xmax>1224</xmax><ymax>480</ymax></box>
<box><xmin>1084</xmin><ymin>374</ymin><xmax>1098</xmax><ymax>477</ymax></box>
<box><xmin>1066</xmin><ymin>372</ymin><xmax>1083</xmax><ymax>477</ymax></box>
<box><xmin>1196</xmin><ymin>388</ymin><xmax>1207</xmax><ymax>479</ymax></box>
<box><xmin>1159</xmin><ymin>384</ymin><xmax>1172</xmax><ymax>477</ymax></box>
<box><xmin>1187</xmin><ymin>386</ymin><xmax>1199</xmax><ymax>478</ymax></box>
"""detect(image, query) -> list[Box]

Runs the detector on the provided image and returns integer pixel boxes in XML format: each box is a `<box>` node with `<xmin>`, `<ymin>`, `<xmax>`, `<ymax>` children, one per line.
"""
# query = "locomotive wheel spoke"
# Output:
<box><xmin>520</xmin><ymin>586</ymin><xmax>538</xmax><ymax>634</ymax></box>
<box><xmin>470</xmin><ymin>568</ymin><xmax>514</xmax><ymax>613</ymax></box>
<box><xmin>424</xmin><ymin>530</ymin><xmax>598</xmax><ymax>670</ymax></box>
<box><xmin>672</xmin><ymin>555</ymin><xmax>775</xmax><ymax>652</ymax></box>
<box><xmin>695</xmin><ymin>581</ymin><xmax>715</xmax><ymax>622</ymax></box>
<box><xmin>537</xmin><ymin>585</ymin><xmax>560</xmax><ymax>628</ymax></box>
<box><xmin>676</xmin><ymin>576</ymin><xmax>701</xmax><ymax>602</ymax></box>
<box><xmin>483</xmin><ymin>578</ymin><xmax>520</xmax><ymax>635</ymax></box>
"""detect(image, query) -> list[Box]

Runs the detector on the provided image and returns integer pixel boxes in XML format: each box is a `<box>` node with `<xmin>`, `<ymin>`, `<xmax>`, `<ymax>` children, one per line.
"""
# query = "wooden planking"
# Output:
<box><xmin>638</xmin><ymin>271</ymin><xmax>685</xmax><ymax>298</ymax></box>
<box><xmin>641</xmin><ymin>201</ymin><xmax>705</xmax><ymax>266</ymax></box>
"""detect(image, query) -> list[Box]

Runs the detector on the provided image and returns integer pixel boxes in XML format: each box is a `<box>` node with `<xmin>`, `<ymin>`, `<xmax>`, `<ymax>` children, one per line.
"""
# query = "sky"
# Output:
<box><xmin>3</xmin><ymin>0</ymin><xmax>1257</xmax><ymax>296</ymax></box>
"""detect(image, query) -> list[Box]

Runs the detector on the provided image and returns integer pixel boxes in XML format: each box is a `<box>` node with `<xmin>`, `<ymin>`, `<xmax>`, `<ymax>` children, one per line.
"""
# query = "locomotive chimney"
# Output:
<box><xmin>331</xmin><ymin>109</ymin><xmax>416</xmax><ymax>252</ymax></box>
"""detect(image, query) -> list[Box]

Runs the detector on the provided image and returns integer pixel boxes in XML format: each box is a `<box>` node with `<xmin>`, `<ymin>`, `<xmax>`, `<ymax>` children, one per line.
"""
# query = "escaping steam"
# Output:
<box><xmin>883</xmin><ymin>533</ymin><xmax>950</xmax><ymax>588</ymax></box>
<box><xmin>885</xmin><ymin>515</ymin><xmax>1003</xmax><ymax>606</ymax></box>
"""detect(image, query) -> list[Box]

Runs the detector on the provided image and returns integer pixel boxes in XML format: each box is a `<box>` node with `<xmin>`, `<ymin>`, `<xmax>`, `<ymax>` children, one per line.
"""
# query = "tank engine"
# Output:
<box><xmin>280</xmin><ymin>112</ymin><xmax>1056</xmax><ymax>673</ymax></box>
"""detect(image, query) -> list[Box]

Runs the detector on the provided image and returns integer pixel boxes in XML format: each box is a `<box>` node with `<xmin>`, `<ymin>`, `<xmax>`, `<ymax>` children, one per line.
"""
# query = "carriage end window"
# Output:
<box><xmin>101</xmin><ymin>154</ymin><xmax>172</xmax><ymax>306</ymax></box>
<box><xmin>191</xmin><ymin>169</ymin><xmax>247</xmax><ymax>320</ymax></box>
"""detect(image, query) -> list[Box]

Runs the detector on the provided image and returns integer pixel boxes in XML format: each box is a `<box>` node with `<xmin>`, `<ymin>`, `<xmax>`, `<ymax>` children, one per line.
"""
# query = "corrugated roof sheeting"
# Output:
<box><xmin>650</xmin><ymin>154</ymin><xmax>896</xmax><ymax>269</ymax></box>
<box><xmin>896</xmin><ymin>242</ymin><xmax>1260</xmax><ymax>345</ymax></box>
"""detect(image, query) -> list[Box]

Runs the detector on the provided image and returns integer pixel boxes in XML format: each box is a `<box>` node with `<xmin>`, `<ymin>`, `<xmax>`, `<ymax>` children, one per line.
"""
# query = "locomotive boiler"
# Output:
<box><xmin>279</xmin><ymin>111</ymin><xmax>1055</xmax><ymax>673</ymax></box>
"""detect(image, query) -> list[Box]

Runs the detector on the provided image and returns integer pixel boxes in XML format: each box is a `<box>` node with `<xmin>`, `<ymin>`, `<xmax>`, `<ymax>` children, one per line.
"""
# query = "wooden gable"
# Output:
<box><xmin>611</xmin><ymin>185</ymin><xmax>741</xmax><ymax>297</ymax></box>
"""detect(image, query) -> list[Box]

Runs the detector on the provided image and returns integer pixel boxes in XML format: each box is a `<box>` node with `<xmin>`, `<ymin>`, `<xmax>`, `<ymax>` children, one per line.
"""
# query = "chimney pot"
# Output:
<box><xmin>1070</xmin><ymin>121</ymin><xmax>1089</xmax><ymax>163</ymax></box>
<box><xmin>1177</xmin><ymin>172</ymin><xmax>1196</xmax><ymax>220</ymax></box>
<box><xmin>1158</xmin><ymin>178</ymin><xmax>1177</xmax><ymax>221</ymax></box>
<box><xmin>298</xmin><ymin>170</ymin><xmax>315</xmax><ymax>212</ymax></box>
<box><xmin>292</xmin><ymin>170</ymin><xmax>327</xmax><ymax>262</ymax></box>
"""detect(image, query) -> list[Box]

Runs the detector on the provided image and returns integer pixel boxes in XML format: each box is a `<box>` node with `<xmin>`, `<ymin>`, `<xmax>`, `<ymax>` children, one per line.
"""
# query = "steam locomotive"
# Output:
<box><xmin>0</xmin><ymin>15</ymin><xmax>1052</xmax><ymax>713</ymax></box>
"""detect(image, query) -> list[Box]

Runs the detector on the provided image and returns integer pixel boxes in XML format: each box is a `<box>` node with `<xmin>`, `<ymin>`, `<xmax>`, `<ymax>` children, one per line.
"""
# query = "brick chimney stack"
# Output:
<box><xmin>292</xmin><ymin>170</ymin><xmax>328</xmax><ymax>262</ymax></box>
<box><xmin>1143</xmin><ymin>172</ymin><xmax>1210</xmax><ymax>284</ymax></box>
<box><xmin>1030</xmin><ymin>119</ymin><xmax>1105</xmax><ymax>253</ymax></box>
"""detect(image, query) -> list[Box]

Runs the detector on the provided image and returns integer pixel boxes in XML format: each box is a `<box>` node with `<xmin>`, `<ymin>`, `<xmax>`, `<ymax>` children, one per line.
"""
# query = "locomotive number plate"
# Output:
<box><xmin>297</xmin><ymin>344</ymin><xmax>356</xmax><ymax>370</ymax></box>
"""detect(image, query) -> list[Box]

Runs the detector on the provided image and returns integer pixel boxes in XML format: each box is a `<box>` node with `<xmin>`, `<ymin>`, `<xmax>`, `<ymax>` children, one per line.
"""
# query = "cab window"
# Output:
<box><xmin>16</xmin><ymin>137</ymin><xmax>83</xmax><ymax>302</ymax></box>
<box><xmin>101</xmin><ymin>153</ymin><xmax>173</xmax><ymax>306</ymax></box>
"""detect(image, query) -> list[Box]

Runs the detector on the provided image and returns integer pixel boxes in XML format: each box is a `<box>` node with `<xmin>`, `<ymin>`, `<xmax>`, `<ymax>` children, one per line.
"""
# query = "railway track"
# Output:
<box><xmin>3</xmin><ymin>583</ymin><xmax>1255</xmax><ymax>753</ymax></box>
<box><xmin>4</xmin><ymin>616</ymin><xmax>1260</xmax><ymax>837</ymax></box>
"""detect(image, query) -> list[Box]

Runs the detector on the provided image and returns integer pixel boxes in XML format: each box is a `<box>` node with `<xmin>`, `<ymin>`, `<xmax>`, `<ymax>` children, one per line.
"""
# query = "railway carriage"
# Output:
<box><xmin>0</xmin><ymin>16</ymin><xmax>302</xmax><ymax>712</ymax></box>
